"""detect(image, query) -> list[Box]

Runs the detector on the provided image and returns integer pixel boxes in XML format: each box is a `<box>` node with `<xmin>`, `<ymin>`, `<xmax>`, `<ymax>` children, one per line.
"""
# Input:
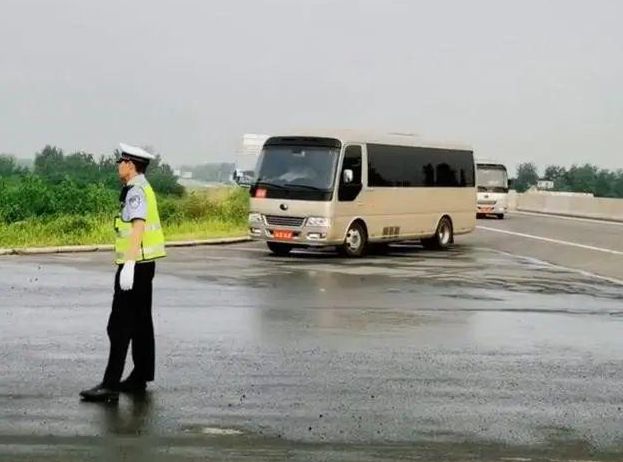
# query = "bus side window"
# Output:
<box><xmin>339</xmin><ymin>145</ymin><xmax>363</xmax><ymax>201</ymax></box>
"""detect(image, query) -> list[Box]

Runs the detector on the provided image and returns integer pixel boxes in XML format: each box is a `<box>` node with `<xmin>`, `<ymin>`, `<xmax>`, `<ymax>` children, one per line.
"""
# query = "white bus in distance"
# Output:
<box><xmin>475</xmin><ymin>161</ymin><xmax>509</xmax><ymax>219</ymax></box>
<box><xmin>248</xmin><ymin>131</ymin><xmax>477</xmax><ymax>257</ymax></box>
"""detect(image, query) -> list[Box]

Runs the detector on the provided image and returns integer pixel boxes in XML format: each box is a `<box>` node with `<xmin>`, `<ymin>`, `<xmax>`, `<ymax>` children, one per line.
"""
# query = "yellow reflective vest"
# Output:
<box><xmin>114</xmin><ymin>178</ymin><xmax>166</xmax><ymax>264</ymax></box>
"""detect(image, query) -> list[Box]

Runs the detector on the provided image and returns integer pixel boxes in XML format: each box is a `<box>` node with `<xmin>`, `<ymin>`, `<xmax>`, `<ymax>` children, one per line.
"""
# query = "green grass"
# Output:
<box><xmin>0</xmin><ymin>187</ymin><xmax>249</xmax><ymax>249</ymax></box>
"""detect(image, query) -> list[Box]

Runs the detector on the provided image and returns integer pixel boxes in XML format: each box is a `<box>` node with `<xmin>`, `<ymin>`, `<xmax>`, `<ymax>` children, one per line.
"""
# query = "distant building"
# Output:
<box><xmin>537</xmin><ymin>179</ymin><xmax>555</xmax><ymax>190</ymax></box>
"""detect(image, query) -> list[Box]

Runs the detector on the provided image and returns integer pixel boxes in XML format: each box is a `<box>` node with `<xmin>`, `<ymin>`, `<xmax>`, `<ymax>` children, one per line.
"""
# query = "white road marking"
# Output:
<box><xmin>477</xmin><ymin>226</ymin><xmax>623</xmax><ymax>256</ymax></box>
<box><xmin>510</xmin><ymin>211</ymin><xmax>623</xmax><ymax>227</ymax></box>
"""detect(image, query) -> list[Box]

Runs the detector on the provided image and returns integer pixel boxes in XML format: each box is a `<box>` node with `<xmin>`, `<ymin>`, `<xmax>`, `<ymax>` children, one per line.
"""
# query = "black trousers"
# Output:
<box><xmin>102</xmin><ymin>261</ymin><xmax>156</xmax><ymax>387</ymax></box>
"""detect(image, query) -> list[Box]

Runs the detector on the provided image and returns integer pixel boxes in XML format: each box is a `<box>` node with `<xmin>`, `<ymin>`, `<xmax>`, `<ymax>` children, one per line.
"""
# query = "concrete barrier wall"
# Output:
<box><xmin>507</xmin><ymin>191</ymin><xmax>518</xmax><ymax>211</ymax></box>
<box><xmin>515</xmin><ymin>192</ymin><xmax>623</xmax><ymax>222</ymax></box>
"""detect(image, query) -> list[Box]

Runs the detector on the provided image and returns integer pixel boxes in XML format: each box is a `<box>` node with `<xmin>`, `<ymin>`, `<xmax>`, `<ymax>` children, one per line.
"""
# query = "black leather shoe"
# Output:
<box><xmin>118</xmin><ymin>377</ymin><xmax>147</xmax><ymax>393</ymax></box>
<box><xmin>80</xmin><ymin>384</ymin><xmax>119</xmax><ymax>403</ymax></box>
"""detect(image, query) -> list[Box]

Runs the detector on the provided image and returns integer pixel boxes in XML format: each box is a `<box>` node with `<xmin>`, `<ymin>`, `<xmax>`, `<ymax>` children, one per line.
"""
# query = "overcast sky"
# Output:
<box><xmin>1</xmin><ymin>0</ymin><xmax>621</xmax><ymax>172</ymax></box>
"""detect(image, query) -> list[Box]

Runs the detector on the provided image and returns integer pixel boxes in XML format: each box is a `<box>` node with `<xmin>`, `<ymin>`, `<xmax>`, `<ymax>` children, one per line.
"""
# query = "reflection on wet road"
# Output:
<box><xmin>1</xmin><ymin>236</ymin><xmax>623</xmax><ymax>461</ymax></box>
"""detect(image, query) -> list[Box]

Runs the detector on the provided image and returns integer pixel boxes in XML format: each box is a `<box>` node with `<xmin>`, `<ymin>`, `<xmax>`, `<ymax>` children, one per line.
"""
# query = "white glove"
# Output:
<box><xmin>119</xmin><ymin>261</ymin><xmax>135</xmax><ymax>291</ymax></box>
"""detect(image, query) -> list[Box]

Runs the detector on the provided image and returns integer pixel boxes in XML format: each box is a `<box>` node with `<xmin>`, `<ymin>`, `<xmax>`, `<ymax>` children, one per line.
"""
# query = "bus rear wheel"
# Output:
<box><xmin>267</xmin><ymin>242</ymin><xmax>292</xmax><ymax>256</ymax></box>
<box><xmin>421</xmin><ymin>216</ymin><xmax>453</xmax><ymax>250</ymax></box>
<box><xmin>339</xmin><ymin>221</ymin><xmax>368</xmax><ymax>257</ymax></box>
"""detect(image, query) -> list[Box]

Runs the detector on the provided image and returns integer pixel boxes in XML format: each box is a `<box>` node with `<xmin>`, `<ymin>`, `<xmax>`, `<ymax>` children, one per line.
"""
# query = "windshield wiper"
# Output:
<box><xmin>256</xmin><ymin>181</ymin><xmax>328</xmax><ymax>192</ymax></box>
<box><xmin>255</xmin><ymin>181</ymin><xmax>288</xmax><ymax>190</ymax></box>
<box><xmin>287</xmin><ymin>184</ymin><xmax>327</xmax><ymax>191</ymax></box>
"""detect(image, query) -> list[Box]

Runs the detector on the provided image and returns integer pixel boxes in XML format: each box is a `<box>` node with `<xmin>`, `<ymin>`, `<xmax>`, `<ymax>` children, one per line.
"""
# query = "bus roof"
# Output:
<box><xmin>475</xmin><ymin>159</ymin><xmax>507</xmax><ymax>169</ymax></box>
<box><xmin>266</xmin><ymin>129</ymin><xmax>473</xmax><ymax>152</ymax></box>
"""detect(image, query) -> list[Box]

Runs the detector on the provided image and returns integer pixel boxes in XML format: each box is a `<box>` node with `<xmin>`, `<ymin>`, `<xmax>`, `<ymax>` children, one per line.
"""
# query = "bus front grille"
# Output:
<box><xmin>264</xmin><ymin>215</ymin><xmax>305</xmax><ymax>227</ymax></box>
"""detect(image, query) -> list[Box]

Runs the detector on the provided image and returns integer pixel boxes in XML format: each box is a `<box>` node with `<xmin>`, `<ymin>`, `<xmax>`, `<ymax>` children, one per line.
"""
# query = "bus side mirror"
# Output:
<box><xmin>342</xmin><ymin>169</ymin><xmax>354</xmax><ymax>184</ymax></box>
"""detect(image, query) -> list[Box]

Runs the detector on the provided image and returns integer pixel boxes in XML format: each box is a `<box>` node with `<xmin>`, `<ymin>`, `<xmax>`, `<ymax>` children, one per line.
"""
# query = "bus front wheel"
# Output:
<box><xmin>421</xmin><ymin>217</ymin><xmax>453</xmax><ymax>250</ymax></box>
<box><xmin>339</xmin><ymin>221</ymin><xmax>368</xmax><ymax>257</ymax></box>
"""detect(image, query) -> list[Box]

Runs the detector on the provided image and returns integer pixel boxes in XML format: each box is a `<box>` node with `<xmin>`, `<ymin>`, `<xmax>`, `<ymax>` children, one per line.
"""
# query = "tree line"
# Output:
<box><xmin>511</xmin><ymin>162</ymin><xmax>623</xmax><ymax>198</ymax></box>
<box><xmin>1</xmin><ymin>145</ymin><xmax>182</xmax><ymax>194</ymax></box>
<box><xmin>0</xmin><ymin>145</ymin><xmax>183</xmax><ymax>223</ymax></box>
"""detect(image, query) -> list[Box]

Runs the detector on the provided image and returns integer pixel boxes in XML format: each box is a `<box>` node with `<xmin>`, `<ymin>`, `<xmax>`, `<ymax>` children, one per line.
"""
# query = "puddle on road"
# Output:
<box><xmin>180</xmin><ymin>246</ymin><xmax>623</xmax><ymax>302</ymax></box>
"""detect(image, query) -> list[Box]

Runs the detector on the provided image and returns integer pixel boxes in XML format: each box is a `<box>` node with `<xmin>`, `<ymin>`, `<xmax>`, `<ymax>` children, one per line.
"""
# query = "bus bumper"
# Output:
<box><xmin>477</xmin><ymin>203</ymin><xmax>507</xmax><ymax>215</ymax></box>
<box><xmin>248</xmin><ymin>216</ymin><xmax>341</xmax><ymax>246</ymax></box>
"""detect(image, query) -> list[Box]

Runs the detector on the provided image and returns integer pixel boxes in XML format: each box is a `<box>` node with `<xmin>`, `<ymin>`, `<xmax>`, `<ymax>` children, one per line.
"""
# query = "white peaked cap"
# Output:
<box><xmin>119</xmin><ymin>143</ymin><xmax>156</xmax><ymax>161</ymax></box>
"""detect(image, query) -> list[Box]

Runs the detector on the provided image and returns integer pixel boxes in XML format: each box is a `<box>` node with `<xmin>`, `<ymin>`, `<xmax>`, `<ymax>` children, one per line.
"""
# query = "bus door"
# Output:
<box><xmin>335</xmin><ymin>145</ymin><xmax>365</xmax><ymax>235</ymax></box>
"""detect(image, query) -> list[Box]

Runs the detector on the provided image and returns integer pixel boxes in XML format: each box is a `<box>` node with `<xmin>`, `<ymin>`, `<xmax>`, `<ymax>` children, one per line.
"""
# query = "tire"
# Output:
<box><xmin>338</xmin><ymin>221</ymin><xmax>368</xmax><ymax>257</ymax></box>
<box><xmin>496</xmin><ymin>214</ymin><xmax>505</xmax><ymax>220</ymax></box>
<box><xmin>267</xmin><ymin>242</ymin><xmax>292</xmax><ymax>256</ymax></box>
<box><xmin>421</xmin><ymin>216</ymin><xmax>453</xmax><ymax>250</ymax></box>
<box><xmin>476</xmin><ymin>213</ymin><xmax>485</xmax><ymax>219</ymax></box>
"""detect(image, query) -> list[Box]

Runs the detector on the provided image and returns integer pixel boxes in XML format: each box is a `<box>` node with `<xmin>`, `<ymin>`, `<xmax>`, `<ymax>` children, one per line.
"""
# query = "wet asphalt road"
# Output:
<box><xmin>476</xmin><ymin>211</ymin><xmax>623</xmax><ymax>282</ymax></box>
<box><xmin>1</xmin><ymin>213</ymin><xmax>623</xmax><ymax>461</ymax></box>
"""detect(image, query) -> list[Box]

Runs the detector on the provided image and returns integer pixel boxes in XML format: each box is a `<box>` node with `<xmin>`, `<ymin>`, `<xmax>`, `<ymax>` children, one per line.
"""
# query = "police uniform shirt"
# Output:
<box><xmin>122</xmin><ymin>175</ymin><xmax>148</xmax><ymax>222</ymax></box>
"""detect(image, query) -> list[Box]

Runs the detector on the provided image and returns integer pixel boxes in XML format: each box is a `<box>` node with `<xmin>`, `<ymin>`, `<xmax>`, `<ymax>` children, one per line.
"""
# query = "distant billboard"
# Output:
<box><xmin>240</xmin><ymin>133</ymin><xmax>270</xmax><ymax>157</ymax></box>
<box><xmin>239</xmin><ymin>134</ymin><xmax>269</xmax><ymax>165</ymax></box>
<box><xmin>233</xmin><ymin>133</ymin><xmax>270</xmax><ymax>186</ymax></box>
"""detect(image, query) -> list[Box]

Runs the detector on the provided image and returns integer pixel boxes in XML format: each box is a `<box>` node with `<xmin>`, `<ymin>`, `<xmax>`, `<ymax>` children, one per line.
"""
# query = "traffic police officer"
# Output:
<box><xmin>80</xmin><ymin>143</ymin><xmax>166</xmax><ymax>402</ymax></box>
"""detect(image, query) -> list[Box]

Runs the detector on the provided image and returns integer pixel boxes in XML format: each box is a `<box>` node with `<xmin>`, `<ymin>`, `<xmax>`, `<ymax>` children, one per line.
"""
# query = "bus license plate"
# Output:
<box><xmin>273</xmin><ymin>230</ymin><xmax>293</xmax><ymax>240</ymax></box>
<box><xmin>480</xmin><ymin>207</ymin><xmax>493</xmax><ymax>213</ymax></box>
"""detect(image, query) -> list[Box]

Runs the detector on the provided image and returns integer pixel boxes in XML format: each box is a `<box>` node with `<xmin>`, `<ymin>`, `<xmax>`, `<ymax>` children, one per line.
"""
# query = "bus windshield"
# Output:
<box><xmin>476</xmin><ymin>166</ymin><xmax>508</xmax><ymax>191</ymax></box>
<box><xmin>256</xmin><ymin>146</ymin><xmax>340</xmax><ymax>190</ymax></box>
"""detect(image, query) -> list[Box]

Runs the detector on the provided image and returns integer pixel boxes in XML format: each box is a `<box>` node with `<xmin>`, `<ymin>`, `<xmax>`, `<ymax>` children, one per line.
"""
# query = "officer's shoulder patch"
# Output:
<box><xmin>128</xmin><ymin>194</ymin><xmax>142</xmax><ymax>210</ymax></box>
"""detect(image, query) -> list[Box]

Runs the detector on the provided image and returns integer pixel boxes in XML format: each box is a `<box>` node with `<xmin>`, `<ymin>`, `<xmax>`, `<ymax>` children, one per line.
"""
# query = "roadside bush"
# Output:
<box><xmin>0</xmin><ymin>175</ymin><xmax>117</xmax><ymax>223</ymax></box>
<box><xmin>0</xmin><ymin>175</ymin><xmax>55</xmax><ymax>222</ymax></box>
<box><xmin>164</xmin><ymin>187</ymin><xmax>249</xmax><ymax>224</ymax></box>
<box><xmin>157</xmin><ymin>196</ymin><xmax>185</xmax><ymax>223</ymax></box>
<box><xmin>0</xmin><ymin>182</ymin><xmax>249</xmax><ymax>248</ymax></box>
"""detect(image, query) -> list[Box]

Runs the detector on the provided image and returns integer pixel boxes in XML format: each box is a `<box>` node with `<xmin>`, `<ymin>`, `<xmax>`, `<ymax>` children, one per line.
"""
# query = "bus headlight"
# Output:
<box><xmin>307</xmin><ymin>217</ymin><xmax>330</xmax><ymax>227</ymax></box>
<box><xmin>248</xmin><ymin>212</ymin><xmax>263</xmax><ymax>223</ymax></box>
